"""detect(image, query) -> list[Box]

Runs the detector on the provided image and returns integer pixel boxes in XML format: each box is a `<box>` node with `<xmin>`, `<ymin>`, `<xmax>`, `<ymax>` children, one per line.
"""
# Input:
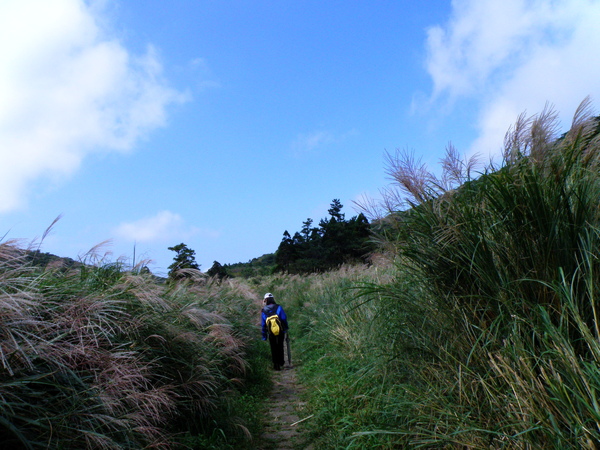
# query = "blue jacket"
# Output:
<box><xmin>261</xmin><ymin>303</ymin><xmax>288</xmax><ymax>340</ymax></box>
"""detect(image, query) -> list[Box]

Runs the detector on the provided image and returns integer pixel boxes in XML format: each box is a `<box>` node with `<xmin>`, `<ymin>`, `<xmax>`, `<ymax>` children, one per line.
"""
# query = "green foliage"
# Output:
<box><xmin>252</xmin><ymin>265</ymin><xmax>406</xmax><ymax>449</ymax></box>
<box><xmin>355</xmin><ymin>100</ymin><xmax>600</xmax><ymax>447</ymax></box>
<box><xmin>207</xmin><ymin>260</ymin><xmax>228</xmax><ymax>280</ymax></box>
<box><xmin>167</xmin><ymin>242</ymin><xmax>200</xmax><ymax>281</ymax></box>
<box><xmin>25</xmin><ymin>249</ymin><xmax>80</xmax><ymax>270</ymax></box>
<box><xmin>224</xmin><ymin>253</ymin><xmax>276</xmax><ymax>278</ymax></box>
<box><xmin>0</xmin><ymin>243</ymin><xmax>269</xmax><ymax>449</ymax></box>
<box><xmin>275</xmin><ymin>199</ymin><xmax>374</xmax><ymax>274</ymax></box>
<box><xmin>268</xmin><ymin>100</ymin><xmax>600</xmax><ymax>449</ymax></box>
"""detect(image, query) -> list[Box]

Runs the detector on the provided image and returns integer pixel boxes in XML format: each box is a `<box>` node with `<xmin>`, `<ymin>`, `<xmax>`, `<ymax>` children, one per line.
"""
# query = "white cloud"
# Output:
<box><xmin>114</xmin><ymin>210</ymin><xmax>202</xmax><ymax>243</ymax></box>
<box><xmin>114</xmin><ymin>210</ymin><xmax>221</xmax><ymax>244</ymax></box>
<box><xmin>292</xmin><ymin>131</ymin><xmax>335</xmax><ymax>155</ymax></box>
<box><xmin>426</xmin><ymin>0</ymin><xmax>600</xmax><ymax>159</ymax></box>
<box><xmin>0</xmin><ymin>0</ymin><xmax>186</xmax><ymax>212</ymax></box>
<box><xmin>189</xmin><ymin>57</ymin><xmax>221</xmax><ymax>91</ymax></box>
<box><xmin>291</xmin><ymin>129</ymin><xmax>357</xmax><ymax>156</ymax></box>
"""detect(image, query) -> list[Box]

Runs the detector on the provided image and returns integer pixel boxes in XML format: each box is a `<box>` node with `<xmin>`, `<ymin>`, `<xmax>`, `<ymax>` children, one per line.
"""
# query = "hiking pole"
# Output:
<box><xmin>286</xmin><ymin>333</ymin><xmax>292</xmax><ymax>366</ymax></box>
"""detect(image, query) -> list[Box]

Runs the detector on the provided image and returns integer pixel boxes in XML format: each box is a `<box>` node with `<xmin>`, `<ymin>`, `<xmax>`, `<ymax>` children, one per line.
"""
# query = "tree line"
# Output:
<box><xmin>167</xmin><ymin>199</ymin><xmax>374</xmax><ymax>280</ymax></box>
<box><xmin>273</xmin><ymin>199</ymin><xmax>373</xmax><ymax>274</ymax></box>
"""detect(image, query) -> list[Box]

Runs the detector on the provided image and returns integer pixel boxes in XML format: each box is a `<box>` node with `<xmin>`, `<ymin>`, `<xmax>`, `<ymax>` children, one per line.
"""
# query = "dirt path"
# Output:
<box><xmin>257</xmin><ymin>342</ymin><xmax>313</xmax><ymax>450</ymax></box>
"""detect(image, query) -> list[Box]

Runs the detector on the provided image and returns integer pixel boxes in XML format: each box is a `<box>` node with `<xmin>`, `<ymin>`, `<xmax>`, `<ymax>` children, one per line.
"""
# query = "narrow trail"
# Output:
<box><xmin>257</xmin><ymin>342</ymin><xmax>313</xmax><ymax>450</ymax></box>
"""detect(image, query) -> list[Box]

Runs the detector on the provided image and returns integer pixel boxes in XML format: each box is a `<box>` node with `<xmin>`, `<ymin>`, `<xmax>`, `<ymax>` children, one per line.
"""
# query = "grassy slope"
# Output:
<box><xmin>249</xmin><ymin>104</ymin><xmax>600</xmax><ymax>449</ymax></box>
<box><xmin>0</xmin><ymin>245</ymin><xmax>272</xmax><ymax>449</ymax></box>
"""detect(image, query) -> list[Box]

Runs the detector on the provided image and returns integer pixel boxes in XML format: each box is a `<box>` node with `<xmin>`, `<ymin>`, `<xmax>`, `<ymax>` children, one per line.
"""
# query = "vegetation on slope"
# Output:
<box><xmin>5</xmin><ymin>99</ymin><xmax>600</xmax><ymax>449</ymax></box>
<box><xmin>0</xmin><ymin>241</ymin><xmax>270</xmax><ymax>449</ymax></box>
<box><xmin>283</xmin><ymin>99</ymin><xmax>600</xmax><ymax>449</ymax></box>
<box><xmin>222</xmin><ymin>253</ymin><xmax>276</xmax><ymax>278</ymax></box>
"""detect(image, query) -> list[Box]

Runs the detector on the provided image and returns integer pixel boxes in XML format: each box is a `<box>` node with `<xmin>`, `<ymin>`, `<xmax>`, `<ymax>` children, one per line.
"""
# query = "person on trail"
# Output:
<box><xmin>261</xmin><ymin>293</ymin><xmax>288</xmax><ymax>370</ymax></box>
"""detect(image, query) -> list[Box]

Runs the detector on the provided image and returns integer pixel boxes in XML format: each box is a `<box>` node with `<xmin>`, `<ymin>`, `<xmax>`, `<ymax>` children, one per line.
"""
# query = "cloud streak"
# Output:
<box><xmin>291</xmin><ymin>129</ymin><xmax>357</xmax><ymax>156</ymax></box>
<box><xmin>0</xmin><ymin>0</ymin><xmax>186</xmax><ymax>212</ymax></box>
<box><xmin>114</xmin><ymin>210</ymin><xmax>201</xmax><ymax>243</ymax></box>
<box><xmin>291</xmin><ymin>131</ymin><xmax>335</xmax><ymax>155</ymax></box>
<box><xmin>426</xmin><ymin>0</ymin><xmax>600</xmax><ymax>159</ymax></box>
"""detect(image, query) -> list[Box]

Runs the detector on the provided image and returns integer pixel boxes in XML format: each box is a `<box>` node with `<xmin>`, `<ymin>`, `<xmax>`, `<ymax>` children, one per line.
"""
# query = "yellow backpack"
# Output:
<box><xmin>266</xmin><ymin>313</ymin><xmax>282</xmax><ymax>336</ymax></box>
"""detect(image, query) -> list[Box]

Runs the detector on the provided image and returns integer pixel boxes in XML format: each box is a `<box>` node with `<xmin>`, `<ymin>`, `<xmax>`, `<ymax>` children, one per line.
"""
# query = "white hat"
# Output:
<box><xmin>264</xmin><ymin>293</ymin><xmax>274</xmax><ymax>299</ymax></box>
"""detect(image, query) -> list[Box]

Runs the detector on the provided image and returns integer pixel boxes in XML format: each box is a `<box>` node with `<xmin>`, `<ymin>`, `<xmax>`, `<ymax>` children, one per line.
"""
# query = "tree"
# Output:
<box><xmin>327</xmin><ymin>199</ymin><xmax>345</xmax><ymax>222</ymax></box>
<box><xmin>167</xmin><ymin>243</ymin><xmax>200</xmax><ymax>280</ymax></box>
<box><xmin>301</xmin><ymin>218</ymin><xmax>316</xmax><ymax>241</ymax></box>
<box><xmin>274</xmin><ymin>231</ymin><xmax>296</xmax><ymax>272</ymax></box>
<box><xmin>207</xmin><ymin>261</ymin><xmax>228</xmax><ymax>280</ymax></box>
<box><xmin>274</xmin><ymin>199</ymin><xmax>374</xmax><ymax>274</ymax></box>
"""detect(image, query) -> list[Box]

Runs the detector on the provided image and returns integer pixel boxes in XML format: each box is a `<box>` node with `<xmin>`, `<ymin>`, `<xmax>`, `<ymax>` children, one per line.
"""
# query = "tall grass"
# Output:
<box><xmin>280</xmin><ymin>99</ymin><xmax>600</xmax><ymax>449</ymax></box>
<box><xmin>250</xmin><ymin>264</ymin><xmax>417</xmax><ymax>449</ymax></box>
<box><xmin>354</xmin><ymin>99</ymin><xmax>600</xmax><ymax>448</ymax></box>
<box><xmin>0</xmin><ymin>241</ymin><xmax>269</xmax><ymax>448</ymax></box>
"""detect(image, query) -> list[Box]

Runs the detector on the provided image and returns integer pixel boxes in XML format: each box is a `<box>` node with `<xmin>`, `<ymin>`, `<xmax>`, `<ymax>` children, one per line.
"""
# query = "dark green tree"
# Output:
<box><xmin>167</xmin><ymin>243</ymin><xmax>200</xmax><ymax>280</ymax></box>
<box><xmin>274</xmin><ymin>231</ymin><xmax>296</xmax><ymax>272</ymax></box>
<box><xmin>207</xmin><ymin>261</ymin><xmax>228</xmax><ymax>280</ymax></box>
<box><xmin>274</xmin><ymin>199</ymin><xmax>374</xmax><ymax>274</ymax></box>
<box><xmin>328</xmin><ymin>199</ymin><xmax>345</xmax><ymax>222</ymax></box>
<box><xmin>301</xmin><ymin>218</ymin><xmax>316</xmax><ymax>241</ymax></box>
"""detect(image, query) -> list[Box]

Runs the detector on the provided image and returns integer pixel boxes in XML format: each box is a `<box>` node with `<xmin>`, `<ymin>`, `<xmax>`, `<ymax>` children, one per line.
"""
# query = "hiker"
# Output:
<box><xmin>261</xmin><ymin>292</ymin><xmax>288</xmax><ymax>370</ymax></box>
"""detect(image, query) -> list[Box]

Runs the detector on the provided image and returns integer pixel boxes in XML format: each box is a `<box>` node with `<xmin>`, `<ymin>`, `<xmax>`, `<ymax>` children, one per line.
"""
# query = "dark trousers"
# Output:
<box><xmin>268</xmin><ymin>333</ymin><xmax>285</xmax><ymax>367</ymax></box>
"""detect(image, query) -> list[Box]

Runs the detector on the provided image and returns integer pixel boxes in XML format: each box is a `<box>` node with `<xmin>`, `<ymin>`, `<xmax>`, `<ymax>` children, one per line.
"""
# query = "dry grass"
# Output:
<box><xmin>0</xmin><ymin>239</ymin><xmax>261</xmax><ymax>448</ymax></box>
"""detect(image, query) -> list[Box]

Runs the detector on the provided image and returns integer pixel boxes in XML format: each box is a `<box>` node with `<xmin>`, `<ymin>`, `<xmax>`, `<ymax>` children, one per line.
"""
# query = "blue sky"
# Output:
<box><xmin>2</xmin><ymin>0</ymin><xmax>600</xmax><ymax>275</ymax></box>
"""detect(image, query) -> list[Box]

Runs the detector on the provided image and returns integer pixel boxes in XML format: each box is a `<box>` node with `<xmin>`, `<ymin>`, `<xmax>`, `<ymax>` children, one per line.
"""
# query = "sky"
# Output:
<box><xmin>2</xmin><ymin>0</ymin><xmax>600</xmax><ymax>276</ymax></box>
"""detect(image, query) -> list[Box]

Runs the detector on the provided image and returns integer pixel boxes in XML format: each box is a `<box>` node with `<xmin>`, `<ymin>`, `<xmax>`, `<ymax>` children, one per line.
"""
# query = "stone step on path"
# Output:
<box><xmin>257</xmin><ymin>343</ymin><xmax>313</xmax><ymax>450</ymax></box>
